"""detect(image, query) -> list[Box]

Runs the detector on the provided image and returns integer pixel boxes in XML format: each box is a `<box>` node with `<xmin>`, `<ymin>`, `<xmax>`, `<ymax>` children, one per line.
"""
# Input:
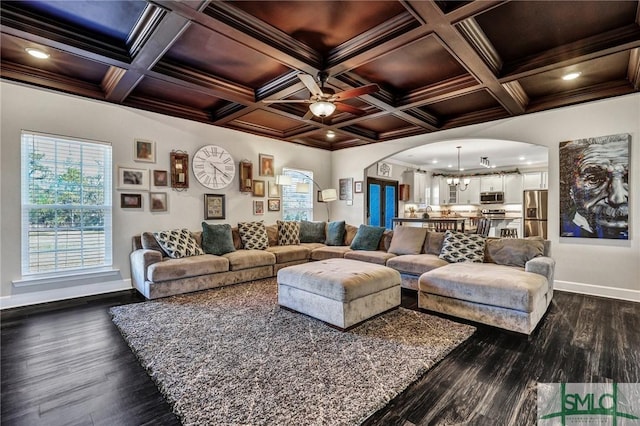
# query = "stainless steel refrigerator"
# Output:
<box><xmin>523</xmin><ymin>189</ymin><xmax>548</xmax><ymax>239</ymax></box>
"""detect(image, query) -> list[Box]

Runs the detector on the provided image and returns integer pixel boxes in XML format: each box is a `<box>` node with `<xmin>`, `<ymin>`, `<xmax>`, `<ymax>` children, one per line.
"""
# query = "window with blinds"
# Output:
<box><xmin>21</xmin><ymin>131</ymin><xmax>113</xmax><ymax>275</ymax></box>
<box><xmin>281</xmin><ymin>168</ymin><xmax>314</xmax><ymax>221</ymax></box>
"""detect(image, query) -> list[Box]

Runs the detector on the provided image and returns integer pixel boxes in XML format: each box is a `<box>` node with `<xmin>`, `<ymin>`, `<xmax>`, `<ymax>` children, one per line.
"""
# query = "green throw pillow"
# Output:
<box><xmin>350</xmin><ymin>225</ymin><xmax>386</xmax><ymax>251</ymax></box>
<box><xmin>299</xmin><ymin>220</ymin><xmax>326</xmax><ymax>243</ymax></box>
<box><xmin>325</xmin><ymin>221</ymin><xmax>346</xmax><ymax>246</ymax></box>
<box><xmin>201</xmin><ymin>222</ymin><xmax>236</xmax><ymax>255</ymax></box>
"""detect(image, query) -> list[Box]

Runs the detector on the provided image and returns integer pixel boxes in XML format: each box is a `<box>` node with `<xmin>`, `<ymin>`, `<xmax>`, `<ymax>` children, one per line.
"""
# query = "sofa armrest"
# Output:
<box><xmin>130</xmin><ymin>249</ymin><xmax>162</xmax><ymax>288</ymax></box>
<box><xmin>525</xmin><ymin>256</ymin><xmax>555</xmax><ymax>289</ymax></box>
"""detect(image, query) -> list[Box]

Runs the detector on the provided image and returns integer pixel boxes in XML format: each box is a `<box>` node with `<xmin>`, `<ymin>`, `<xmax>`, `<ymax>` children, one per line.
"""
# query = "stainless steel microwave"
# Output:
<box><xmin>480</xmin><ymin>191</ymin><xmax>504</xmax><ymax>204</ymax></box>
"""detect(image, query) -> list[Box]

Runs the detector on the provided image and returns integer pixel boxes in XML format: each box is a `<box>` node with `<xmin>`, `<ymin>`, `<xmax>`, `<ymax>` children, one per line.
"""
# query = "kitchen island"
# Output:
<box><xmin>391</xmin><ymin>217</ymin><xmax>465</xmax><ymax>232</ymax></box>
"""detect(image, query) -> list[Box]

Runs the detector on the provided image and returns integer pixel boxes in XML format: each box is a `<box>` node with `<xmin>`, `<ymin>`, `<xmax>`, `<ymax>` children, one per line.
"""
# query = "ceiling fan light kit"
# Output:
<box><xmin>309</xmin><ymin>100</ymin><xmax>336</xmax><ymax>117</ymax></box>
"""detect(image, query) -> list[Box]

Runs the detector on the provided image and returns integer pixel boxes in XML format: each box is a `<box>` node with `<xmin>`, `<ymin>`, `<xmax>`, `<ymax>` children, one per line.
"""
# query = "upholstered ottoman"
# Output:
<box><xmin>277</xmin><ymin>258</ymin><xmax>401</xmax><ymax>330</ymax></box>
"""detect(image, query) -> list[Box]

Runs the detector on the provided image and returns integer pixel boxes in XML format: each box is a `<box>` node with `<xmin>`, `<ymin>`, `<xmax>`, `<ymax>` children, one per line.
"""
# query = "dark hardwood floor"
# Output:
<box><xmin>2</xmin><ymin>287</ymin><xmax>638</xmax><ymax>425</ymax></box>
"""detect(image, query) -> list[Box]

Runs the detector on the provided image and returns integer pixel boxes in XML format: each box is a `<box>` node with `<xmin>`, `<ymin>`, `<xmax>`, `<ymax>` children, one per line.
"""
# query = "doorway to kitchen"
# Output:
<box><xmin>367</xmin><ymin>177</ymin><xmax>398</xmax><ymax>229</ymax></box>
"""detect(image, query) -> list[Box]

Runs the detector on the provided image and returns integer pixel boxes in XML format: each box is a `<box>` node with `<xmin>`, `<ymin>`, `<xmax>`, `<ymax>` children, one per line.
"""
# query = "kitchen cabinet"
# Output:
<box><xmin>480</xmin><ymin>175</ymin><xmax>503</xmax><ymax>192</ymax></box>
<box><xmin>439</xmin><ymin>179</ymin><xmax>456</xmax><ymax>204</ymax></box>
<box><xmin>523</xmin><ymin>171</ymin><xmax>548</xmax><ymax>189</ymax></box>
<box><xmin>402</xmin><ymin>170</ymin><xmax>428</xmax><ymax>204</ymax></box>
<box><xmin>430</xmin><ymin>176</ymin><xmax>440</xmax><ymax>205</ymax></box>
<box><xmin>503</xmin><ymin>174</ymin><xmax>523</xmax><ymax>204</ymax></box>
<box><xmin>457</xmin><ymin>177</ymin><xmax>480</xmax><ymax>204</ymax></box>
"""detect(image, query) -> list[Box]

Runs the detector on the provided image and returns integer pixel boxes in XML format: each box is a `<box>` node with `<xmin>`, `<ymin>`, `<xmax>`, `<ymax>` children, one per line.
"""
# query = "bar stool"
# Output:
<box><xmin>500</xmin><ymin>228</ymin><xmax>518</xmax><ymax>238</ymax></box>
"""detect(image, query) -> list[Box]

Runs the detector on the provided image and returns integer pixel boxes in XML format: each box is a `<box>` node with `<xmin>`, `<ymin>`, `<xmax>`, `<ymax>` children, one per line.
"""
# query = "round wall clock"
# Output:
<box><xmin>192</xmin><ymin>145</ymin><xmax>236</xmax><ymax>190</ymax></box>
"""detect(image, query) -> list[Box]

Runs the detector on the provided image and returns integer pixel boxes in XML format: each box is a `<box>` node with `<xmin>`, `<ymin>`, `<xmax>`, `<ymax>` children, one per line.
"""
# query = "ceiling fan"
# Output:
<box><xmin>263</xmin><ymin>72</ymin><xmax>379</xmax><ymax>120</ymax></box>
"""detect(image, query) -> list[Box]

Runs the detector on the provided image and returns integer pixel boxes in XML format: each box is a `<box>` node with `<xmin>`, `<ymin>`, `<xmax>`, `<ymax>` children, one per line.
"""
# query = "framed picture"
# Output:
<box><xmin>204</xmin><ymin>194</ymin><xmax>225</xmax><ymax>220</ymax></box>
<box><xmin>268</xmin><ymin>198</ymin><xmax>281</xmax><ymax>211</ymax></box>
<box><xmin>134</xmin><ymin>139</ymin><xmax>155</xmax><ymax>163</ymax></box>
<box><xmin>377</xmin><ymin>161</ymin><xmax>392</xmax><ymax>177</ymax></box>
<box><xmin>317</xmin><ymin>190</ymin><xmax>323</xmax><ymax>202</ymax></box>
<box><xmin>354</xmin><ymin>181</ymin><xmax>363</xmax><ymax>193</ymax></box>
<box><xmin>259</xmin><ymin>153</ymin><xmax>274</xmax><ymax>177</ymax></box>
<box><xmin>149</xmin><ymin>192</ymin><xmax>167</xmax><ymax>212</ymax></box>
<box><xmin>268</xmin><ymin>181</ymin><xmax>280</xmax><ymax>197</ymax></box>
<box><xmin>253</xmin><ymin>180</ymin><xmax>265</xmax><ymax>197</ymax></box>
<box><xmin>153</xmin><ymin>170</ymin><xmax>168</xmax><ymax>186</ymax></box>
<box><xmin>118</xmin><ymin>166</ymin><xmax>149</xmax><ymax>191</ymax></box>
<box><xmin>120</xmin><ymin>193</ymin><xmax>142</xmax><ymax>209</ymax></box>
<box><xmin>339</xmin><ymin>177</ymin><xmax>354</xmax><ymax>201</ymax></box>
<box><xmin>253</xmin><ymin>200</ymin><xmax>265</xmax><ymax>215</ymax></box>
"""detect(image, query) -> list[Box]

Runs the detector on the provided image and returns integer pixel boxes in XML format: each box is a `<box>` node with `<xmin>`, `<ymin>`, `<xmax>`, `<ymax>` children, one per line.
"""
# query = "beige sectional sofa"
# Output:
<box><xmin>130</xmin><ymin>222</ymin><xmax>554</xmax><ymax>334</ymax></box>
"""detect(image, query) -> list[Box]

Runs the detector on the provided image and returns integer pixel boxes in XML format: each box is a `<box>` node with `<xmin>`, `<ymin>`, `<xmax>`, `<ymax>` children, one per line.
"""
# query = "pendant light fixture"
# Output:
<box><xmin>446</xmin><ymin>146</ymin><xmax>470</xmax><ymax>191</ymax></box>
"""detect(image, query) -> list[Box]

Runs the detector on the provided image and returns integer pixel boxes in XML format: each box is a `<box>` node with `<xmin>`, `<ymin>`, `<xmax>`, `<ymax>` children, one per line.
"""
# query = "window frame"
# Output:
<box><xmin>281</xmin><ymin>167</ymin><xmax>314</xmax><ymax>221</ymax></box>
<box><xmin>20</xmin><ymin>131</ymin><xmax>113</xmax><ymax>277</ymax></box>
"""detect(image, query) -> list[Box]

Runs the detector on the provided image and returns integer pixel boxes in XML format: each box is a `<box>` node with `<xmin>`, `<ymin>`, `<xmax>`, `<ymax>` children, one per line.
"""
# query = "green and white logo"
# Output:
<box><xmin>538</xmin><ymin>383</ymin><xmax>640</xmax><ymax>425</ymax></box>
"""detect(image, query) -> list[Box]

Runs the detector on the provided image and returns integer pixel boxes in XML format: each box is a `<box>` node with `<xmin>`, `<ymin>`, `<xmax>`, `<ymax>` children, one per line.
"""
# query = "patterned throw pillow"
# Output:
<box><xmin>153</xmin><ymin>229</ymin><xmax>204</xmax><ymax>259</ymax></box>
<box><xmin>238</xmin><ymin>221</ymin><xmax>269</xmax><ymax>250</ymax></box>
<box><xmin>439</xmin><ymin>230</ymin><xmax>486</xmax><ymax>263</ymax></box>
<box><xmin>277</xmin><ymin>220</ymin><xmax>300</xmax><ymax>245</ymax></box>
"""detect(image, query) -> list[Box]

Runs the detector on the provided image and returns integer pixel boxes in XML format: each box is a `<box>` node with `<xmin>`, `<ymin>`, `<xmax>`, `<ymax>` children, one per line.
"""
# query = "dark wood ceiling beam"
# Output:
<box><xmin>439</xmin><ymin>106</ymin><xmax>509</xmax><ymax>130</ymax></box>
<box><xmin>379</xmin><ymin>126</ymin><xmax>427</xmax><ymax>141</ymax></box>
<box><xmin>0</xmin><ymin>61</ymin><xmax>104</xmax><ymax>99</ymax></box>
<box><xmin>500</xmin><ymin>25</ymin><xmax>640</xmax><ymax>81</ymax></box>
<box><xmin>125</xmin><ymin>95</ymin><xmax>213</xmax><ymax>122</ymax></box>
<box><xmin>209</xmin><ymin>103</ymin><xmax>254</xmax><ymax>124</ymax></box>
<box><xmin>396</xmin><ymin>74</ymin><xmax>479</xmax><ymax>108</ymax></box>
<box><xmin>526</xmin><ymin>80</ymin><xmax>636</xmax><ymax>113</ymax></box>
<box><xmin>150</xmin><ymin>61</ymin><xmax>255</xmax><ymax>104</ymax></box>
<box><xmin>629</xmin><ymin>48</ymin><xmax>640</xmax><ymax>89</ymax></box>
<box><xmin>255</xmin><ymin>71</ymin><xmax>305</xmax><ymax>101</ymax></box>
<box><xmin>404</xmin><ymin>0</ymin><xmax>526</xmax><ymax>115</ymax></box>
<box><xmin>105</xmin><ymin>7</ymin><xmax>191</xmax><ymax>102</ymax></box>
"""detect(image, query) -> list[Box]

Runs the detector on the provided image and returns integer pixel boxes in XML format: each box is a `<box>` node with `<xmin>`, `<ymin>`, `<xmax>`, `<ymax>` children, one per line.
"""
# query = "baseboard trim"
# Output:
<box><xmin>0</xmin><ymin>279</ymin><xmax>132</xmax><ymax>310</ymax></box>
<box><xmin>555</xmin><ymin>280</ymin><xmax>640</xmax><ymax>303</ymax></box>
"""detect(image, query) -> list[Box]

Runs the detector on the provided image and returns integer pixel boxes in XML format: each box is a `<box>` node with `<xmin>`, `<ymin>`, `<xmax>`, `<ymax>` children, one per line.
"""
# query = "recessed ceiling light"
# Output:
<box><xmin>519</xmin><ymin>156</ymin><xmax>526</xmax><ymax>161</ymax></box>
<box><xmin>491</xmin><ymin>165</ymin><xmax>496</xmax><ymax>168</ymax></box>
<box><xmin>26</xmin><ymin>48</ymin><xmax>50</xmax><ymax>59</ymax></box>
<box><xmin>431</xmin><ymin>159</ymin><xmax>438</xmax><ymax>164</ymax></box>
<box><xmin>562</xmin><ymin>72</ymin><xmax>581</xmax><ymax>81</ymax></box>
<box><xmin>527</xmin><ymin>161</ymin><xmax>532</xmax><ymax>165</ymax></box>
<box><xmin>460</xmin><ymin>168</ymin><xmax>465</xmax><ymax>171</ymax></box>
<box><xmin>447</xmin><ymin>164</ymin><xmax>453</xmax><ymax>168</ymax></box>
<box><xmin>326</xmin><ymin>130</ymin><xmax>335</xmax><ymax>139</ymax></box>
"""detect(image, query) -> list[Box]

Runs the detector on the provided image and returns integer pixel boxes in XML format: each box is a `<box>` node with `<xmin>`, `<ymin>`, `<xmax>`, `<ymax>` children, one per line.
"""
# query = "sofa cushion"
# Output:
<box><xmin>485</xmin><ymin>238</ymin><xmax>545</xmax><ymax>267</ymax></box>
<box><xmin>439</xmin><ymin>231</ymin><xmax>486</xmax><ymax>263</ymax></box>
<box><xmin>223</xmin><ymin>249</ymin><xmax>275</xmax><ymax>271</ymax></box>
<box><xmin>350</xmin><ymin>225</ymin><xmax>386</xmax><ymax>251</ymax></box>
<box><xmin>419</xmin><ymin>263</ymin><xmax>548</xmax><ymax>312</ymax></box>
<box><xmin>147</xmin><ymin>254</ymin><xmax>229</xmax><ymax>282</ymax></box>
<box><xmin>201</xmin><ymin>223</ymin><xmax>236</xmax><ymax>256</ymax></box>
<box><xmin>386</xmin><ymin>254</ymin><xmax>448</xmax><ymax>275</ymax></box>
<box><xmin>277</xmin><ymin>220</ymin><xmax>300</xmax><ymax>245</ymax></box>
<box><xmin>388</xmin><ymin>226</ymin><xmax>427</xmax><ymax>255</ymax></box>
<box><xmin>424</xmin><ymin>231</ymin><xmax>445</xmax><ymax>255</ymax></box>
<box><xmin>310</xmin><ymin>245</ymin><xmax>352</xmax><ymax>260</ymax></box>
<box><xmin>153</xmin><ymin>229</ymin><xmax>204</xmax><ymax>259</ymax></box>
<box><xmin>326</xmin><ymin>221</ymin><xmax>346</xmax><ymax>246</ymax></box>
<box><xmin>266</xmin><ymin>245</ymin><xmax>310</xmax><ymax>263</ymax></box>
<box><xmin>238</xmin><ymin>221</ymin><xmax>269</xmax><ymax>250</ymax></box>
<box><xmin>344</xmin><ymin>224</ymin><xmax>358</xmax><ymax>245</ymax></box>
<box><xmin>299</xmin><ymin>221</ymin><xmax>326</xmax><ymax>243</ymax></box>
<box><xmin>344</xmin><ymin>250</ymin><xmax>396</xmax><ymax>265</ymax></box>
<box><xmin>265</xmin><ymin>224</ymin><xmax>279</xmax><ymax>247</ymax></box>
<box><xmin>300</xmin><ymin>242</ymin><xmax>326</xmax><ymax>251</ymax></box>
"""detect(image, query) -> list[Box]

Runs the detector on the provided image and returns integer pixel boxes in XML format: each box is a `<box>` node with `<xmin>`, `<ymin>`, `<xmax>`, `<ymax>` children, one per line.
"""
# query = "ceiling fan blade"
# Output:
<box><xmin>302</xmin><ymin>109</ymin><xmax>315</xmax><ymax>120</ymax></box>
<box><xmin>335</xmin><ymin>102</ymin><xmax>366</xmax><ymax>115</ymax></box>
<box><xmin>298</xmin><ymin>74</ymin><xmax>323</xmax><ymax>97</ymax></box>
<box><xmin>263</xmin><ymin>99</ymin><xmax>311</xmax><ymax>104</ymax></box>
<box><xmin>332</xmin><ymin>83</ymin><xmax>379</xmax><ymax>101</ymax></box>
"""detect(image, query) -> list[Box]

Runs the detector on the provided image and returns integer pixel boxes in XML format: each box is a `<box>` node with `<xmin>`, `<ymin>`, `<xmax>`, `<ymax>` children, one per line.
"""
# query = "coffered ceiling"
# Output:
<box><xmin>2</xmin><ymin>1</ymin><xmax>639</xmax><ymax>150</ymax></box>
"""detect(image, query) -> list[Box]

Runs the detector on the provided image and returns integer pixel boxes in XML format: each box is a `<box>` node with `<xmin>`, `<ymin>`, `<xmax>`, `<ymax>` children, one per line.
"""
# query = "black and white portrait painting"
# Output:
<box><xmin>559</xmin><ymin>133</ymin><xmax>630</xmax><ymax>240</ymax></box>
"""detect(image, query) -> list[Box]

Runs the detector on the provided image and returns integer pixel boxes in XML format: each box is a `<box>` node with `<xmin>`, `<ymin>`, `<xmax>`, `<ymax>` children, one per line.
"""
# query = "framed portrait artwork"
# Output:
<box><xmin>117</xmin><ymin>166</ymin><xmax>149</xmax><ymax>191</ymax></box>
<box><xmin>254</xmin><ymin>200</ymin><xmax>265</xmax><ymax>215</ymax></box>
<box><xmin>259</xmin><ymin>154</ymin><xmax>274</xmax><ymax>177</ymax></box>
<box><xmin>204</xmin><ymin>194</ymin><xmax>225</xmax><ymax>220</ymax></box>
<box><xmin>268</xmin><ymin>198</ymin><xmax>281</xmax><ymax>211</ymax></box>
<box><xmin>153</xmin><ymin>170</ymin><xmax>168</xmax><ymax>186</ymax></box>
<box><xmin>134</xmin><ymin>139</ymin><xmax>155</xmax><ymax>163</ymax></box>
<box><xmin>253</xmin><ymin>180</ymin><xmax>265</xmax><ymax>197</ymax></box>
<box><xmin>120</xmin><ymin>193</ymin><xmax>142</xmax><ymax>209</ymax></box>
<box><xmin>149</xmin><ymin>192</ymin><xmax>167</xmax><ymax>212</ymax></box>
<box><xmin>354</xmin><ymin>181</ymin><xmax>363</xmax><ymax>193</ymax></box>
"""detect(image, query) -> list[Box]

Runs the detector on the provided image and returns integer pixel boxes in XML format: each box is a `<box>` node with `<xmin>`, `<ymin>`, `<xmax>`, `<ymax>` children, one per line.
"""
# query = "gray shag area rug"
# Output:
<box><xmin>110</xmin><ymin>278</ymin><xmax>475</xmax><ymax>425</ymax></box>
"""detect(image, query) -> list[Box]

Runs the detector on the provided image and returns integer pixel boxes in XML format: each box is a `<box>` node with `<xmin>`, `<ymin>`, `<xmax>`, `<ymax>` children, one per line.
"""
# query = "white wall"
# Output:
<box><xmin>332</xmin><ymin>93</ymin><xmax>640</xmax><ymax>300</ymax></box>
<box><xmin>0</xmin><ymin>82</ymin><xmax>331</xmax><ymax>306</ymax></box>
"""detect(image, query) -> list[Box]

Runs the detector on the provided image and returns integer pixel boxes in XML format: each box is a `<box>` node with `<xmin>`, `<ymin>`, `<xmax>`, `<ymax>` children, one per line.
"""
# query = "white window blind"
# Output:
<box><xmin>21</xmin><ymin>131</ymin><xmax>113</xmax><ymax>275</ymax></box>
<box><xmin>281</xmin><ymin>168</ymin><xmax>314</xmax><ymax>221</ymax></box>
